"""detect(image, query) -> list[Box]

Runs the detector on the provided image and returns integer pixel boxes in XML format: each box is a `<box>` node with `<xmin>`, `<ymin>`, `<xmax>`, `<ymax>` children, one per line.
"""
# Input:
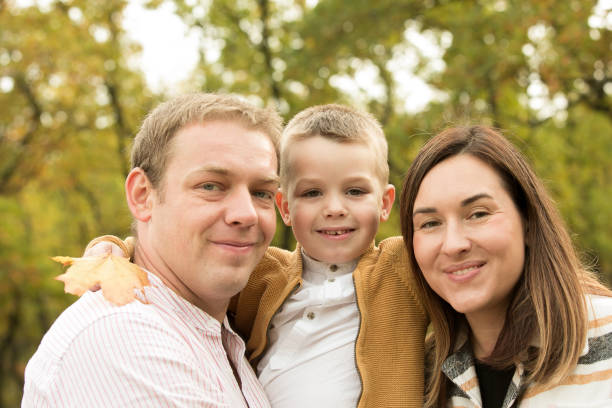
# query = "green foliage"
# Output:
<box><xmin>1</xmin><ymin>0</ymin><xmax>611</xmax><ymax>405</ymax></box>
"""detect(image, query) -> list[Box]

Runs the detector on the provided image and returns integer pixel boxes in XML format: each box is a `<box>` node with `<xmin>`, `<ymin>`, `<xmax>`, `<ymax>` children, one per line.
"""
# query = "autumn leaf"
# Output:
<box><xmin>53</xmin><ymin>255</ymin><xmax>149</xmax><ymax>306</ymax></box>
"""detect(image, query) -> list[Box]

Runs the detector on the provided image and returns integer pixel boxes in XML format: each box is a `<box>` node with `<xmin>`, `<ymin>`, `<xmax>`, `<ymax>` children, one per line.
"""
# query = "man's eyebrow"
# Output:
<box><xmin>192</xmin><ymin>167</ymin><xmax>279</xmax><ymax>184</ymax></box>
<box><xmin>258</xmin><ymin>176</ymin><xmax>280</xmax><ymax>185</ymax></box>
<box><xmin>461</xmin><ymin>193</ymin><xmax>492</xmax><ymax>207</ymax></box>
<box><xmin>195</xmin><ymin>166</ymin><xmax>229</xmax><ymax>175</ymax></box>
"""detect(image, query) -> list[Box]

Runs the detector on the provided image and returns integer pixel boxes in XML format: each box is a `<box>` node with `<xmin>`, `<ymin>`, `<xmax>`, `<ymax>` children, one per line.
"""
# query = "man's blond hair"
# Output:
<box><xmin>279</xmin><ymin>104</ymin><xmax>388</xmax><ymax>189</ymax></box>
<box><xmin>131</xmin><ymin>93</ymin><xmax>283</xmax><ymax>190</ymax></box>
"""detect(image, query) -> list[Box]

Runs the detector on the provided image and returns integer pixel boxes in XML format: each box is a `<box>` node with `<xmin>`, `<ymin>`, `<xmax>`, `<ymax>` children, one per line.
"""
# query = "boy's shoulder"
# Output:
<box><xmin>376</xmin><ymin>236</ymin><xmax>410</xmax><ymax>264</ymax></box>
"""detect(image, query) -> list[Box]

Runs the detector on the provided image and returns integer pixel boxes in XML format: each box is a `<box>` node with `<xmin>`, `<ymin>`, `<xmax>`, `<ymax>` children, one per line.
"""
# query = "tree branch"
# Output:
<box><xmin>105</xmin><ymin>80</ymin><xmax>130</xmax><ymax>177</ymax></box>
<box><xmin>0</xmin><ymin>74</ymin><xmax>42</xmax><ymax>194</ymax></box>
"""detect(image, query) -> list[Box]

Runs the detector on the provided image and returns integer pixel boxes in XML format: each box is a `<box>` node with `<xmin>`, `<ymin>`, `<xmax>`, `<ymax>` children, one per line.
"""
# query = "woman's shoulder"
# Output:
<box><xmin>586</xmin><ymin>294</ymin><xmax>612</xmax><ymax>338</ymax></box>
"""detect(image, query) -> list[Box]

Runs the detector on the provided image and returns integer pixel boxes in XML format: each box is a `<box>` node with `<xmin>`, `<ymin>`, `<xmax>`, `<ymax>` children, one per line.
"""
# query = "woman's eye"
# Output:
<box><xmin>469</xmin><ymin>210</ymin><xmax>490</xmax><ymax>219</ymax></box>
<box><xmin>420</xmin><ymin>220</ymin><xmax>440</xmax><ymax>229</ymax></box>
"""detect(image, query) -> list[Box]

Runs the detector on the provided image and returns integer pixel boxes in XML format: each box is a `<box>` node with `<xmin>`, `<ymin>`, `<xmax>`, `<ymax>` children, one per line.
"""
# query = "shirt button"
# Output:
<box><xmin>330</xmin><ymin>264</ymin><xmax>338</xmax><ymax>272</ymax></box>
<box><xmin>328</xmin><ymin>278</ymin><xmax>336</xmax><ymax>283</ymax></box>
<box><xmin>306</xmin><ymin>312</ymin><xmax>316</xmax><ymax>320</ymax></box>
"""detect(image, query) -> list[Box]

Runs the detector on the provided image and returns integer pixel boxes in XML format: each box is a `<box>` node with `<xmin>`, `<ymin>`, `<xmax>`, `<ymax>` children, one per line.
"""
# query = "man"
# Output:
<box><xmin>22</xmin><ymin>93</ymin><xmax>282</xmax><ymax>407</ymax></box>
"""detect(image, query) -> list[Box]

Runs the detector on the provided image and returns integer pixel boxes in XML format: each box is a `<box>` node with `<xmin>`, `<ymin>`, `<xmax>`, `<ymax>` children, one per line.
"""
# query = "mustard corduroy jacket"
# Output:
<box><xmin>229</xmin><ymin>236</ymin><xmax>429</xmax><ymax>408</ymax></box>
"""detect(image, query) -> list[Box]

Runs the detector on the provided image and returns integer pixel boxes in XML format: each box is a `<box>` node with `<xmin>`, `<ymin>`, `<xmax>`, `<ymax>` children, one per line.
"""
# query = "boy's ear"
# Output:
<box><xmin>125</xmin><ymin>167</ymin><xmax>155</xmax><ymax>222</ymax></box>
<box><xmin>379</xmin><ymin>184</ymin><xmax>395</xmax><ymax>222</ymax></box>
<box><xmin>275</xmin><ymin>189</ymin><xmax>292</xmax><ymax>226</ymax></box>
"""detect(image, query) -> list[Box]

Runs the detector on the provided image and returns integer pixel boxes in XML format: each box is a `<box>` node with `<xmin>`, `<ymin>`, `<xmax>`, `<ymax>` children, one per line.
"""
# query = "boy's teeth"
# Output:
<box><xmin>324</xmin><ymin>230</ymin><xmax>349</xmax><ymax>235</ymax></box>
<box><xmin>452</xmin><ymin>265</ymin><xmax>478</xmax><ymax>276</ymax></box>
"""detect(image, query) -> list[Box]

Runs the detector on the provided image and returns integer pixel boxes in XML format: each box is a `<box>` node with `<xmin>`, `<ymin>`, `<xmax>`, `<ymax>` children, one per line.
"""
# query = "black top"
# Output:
<box><xmin>474</xmin><ymin>361</ymin><xmax>515</xmax><ymax>408</ymax></box>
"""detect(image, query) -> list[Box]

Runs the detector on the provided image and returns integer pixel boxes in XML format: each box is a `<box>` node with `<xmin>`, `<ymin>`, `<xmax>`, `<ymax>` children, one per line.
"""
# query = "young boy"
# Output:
<box><xmin>84</xmin><ymin>104</ymin><xmax>428</xmax><ymax>407</ymax></box>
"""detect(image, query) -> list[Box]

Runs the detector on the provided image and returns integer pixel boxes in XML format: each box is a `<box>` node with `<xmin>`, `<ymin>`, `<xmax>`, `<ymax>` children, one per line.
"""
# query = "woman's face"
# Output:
<box><xmin>412</xmin><ymin>154</ymin><xmax>525</xmax><ymax>324</ymax></box>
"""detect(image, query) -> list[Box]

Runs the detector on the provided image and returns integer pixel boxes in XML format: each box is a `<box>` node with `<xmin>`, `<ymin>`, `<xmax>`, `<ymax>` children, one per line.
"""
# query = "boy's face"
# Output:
<box><xmin>277</xmin><ymin>135</ymin><xmax>394</xmax><ymax>264</ymax></box>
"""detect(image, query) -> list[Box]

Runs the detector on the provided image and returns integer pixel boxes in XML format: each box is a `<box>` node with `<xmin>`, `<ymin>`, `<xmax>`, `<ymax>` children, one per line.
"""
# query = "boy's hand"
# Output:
<box><xmin>82</xmin><ymin>235</ymin><xmax>133</xmax><ymax>292</ymax></box>
<box><xmin>83</xmin><ymin>235</ymin><xmax>133</xmax><ymax>258</ymax></box>
<box><xmin>85</xmin><ymin>241</ymin><xmax>125</xmax><ymax>257</ymax></box>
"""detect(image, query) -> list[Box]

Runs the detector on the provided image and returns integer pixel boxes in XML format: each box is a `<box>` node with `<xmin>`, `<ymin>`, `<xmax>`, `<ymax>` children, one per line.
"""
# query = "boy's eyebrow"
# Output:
<box><xmin>412</xmin><ymin>193</ymin><xmax>493</xmax><ymax>217</ymax></box>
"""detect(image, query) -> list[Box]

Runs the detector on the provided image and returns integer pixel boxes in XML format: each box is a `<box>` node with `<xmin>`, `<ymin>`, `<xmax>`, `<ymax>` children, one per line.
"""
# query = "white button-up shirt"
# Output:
<box><xmin>23</xmin><ymin>272</ymin><xmax>270</xmax><ymax>408</ymax></box>
<box><xmin>257</xmin><ymin>251</ymin><xmax>361</xmax><ymax>408</ymax></box>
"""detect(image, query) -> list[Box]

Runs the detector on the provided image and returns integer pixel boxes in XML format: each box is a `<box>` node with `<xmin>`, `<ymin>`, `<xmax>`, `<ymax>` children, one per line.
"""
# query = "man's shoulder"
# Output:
<box><xmin>33</xmin><ymin>290</ymin><xmax>177</xmax><ymax>363</ymax></box>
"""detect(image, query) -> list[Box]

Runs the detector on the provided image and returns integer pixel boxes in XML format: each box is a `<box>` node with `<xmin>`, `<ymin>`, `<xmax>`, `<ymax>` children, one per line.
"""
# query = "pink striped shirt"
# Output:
<box><xmin>22</xmin><ymin>272</ymin><xmax>270</xmax><ymax>408</ymax></box>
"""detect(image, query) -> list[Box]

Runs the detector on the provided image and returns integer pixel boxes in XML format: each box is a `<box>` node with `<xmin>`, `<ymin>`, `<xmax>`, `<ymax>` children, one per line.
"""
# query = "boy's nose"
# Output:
<box><xmin>323</xmin><ymin>195</ymin><xmax>347</xmax><ymax>217</ymax></box>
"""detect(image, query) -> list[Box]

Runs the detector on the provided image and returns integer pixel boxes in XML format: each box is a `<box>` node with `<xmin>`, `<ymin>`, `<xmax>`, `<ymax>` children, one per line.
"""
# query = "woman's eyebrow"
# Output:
<box><xmin>412</xmin><ymin>193</ymin><xmax>493</xmax><ymax>217</ymax></box>
<box><xmin>461</xmin><ymin>193</ymin><xmax>492</xmax><ymax>207</ymax></box>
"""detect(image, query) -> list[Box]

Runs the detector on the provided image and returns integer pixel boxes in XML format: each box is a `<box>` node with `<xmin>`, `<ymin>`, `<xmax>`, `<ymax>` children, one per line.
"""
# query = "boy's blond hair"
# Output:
<box><xmin>279</xmin><ymin>104</ymin><xmax>389</xmax><ymax>189</ymax></box>
<box><xmin>131</xmin><ymin>93</ymin><xmax>283</xmax><ymax>191</ymax></box>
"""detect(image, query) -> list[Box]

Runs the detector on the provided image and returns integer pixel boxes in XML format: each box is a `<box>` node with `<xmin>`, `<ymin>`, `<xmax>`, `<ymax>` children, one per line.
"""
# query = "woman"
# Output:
<box><xmin>400</xmin><ymin>125</ymin><xmax>612</xmax><ymax>407</ymax></box>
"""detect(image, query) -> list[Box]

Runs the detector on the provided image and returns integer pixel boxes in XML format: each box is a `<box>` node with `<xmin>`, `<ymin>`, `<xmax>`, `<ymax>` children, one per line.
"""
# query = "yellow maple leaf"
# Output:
<box><xmin>53</xmin><ymin>254</ymin><xmax>149</xmax><ymax>306</ymax></box>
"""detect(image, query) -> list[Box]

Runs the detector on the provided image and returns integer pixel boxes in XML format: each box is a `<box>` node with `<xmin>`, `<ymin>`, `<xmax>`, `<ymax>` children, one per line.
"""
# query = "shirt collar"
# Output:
<box><xmin>300</xmin><ymin>247</ymin><xmax>359</xmax><ymax>279</ymax></box>
<box><xmin>143</xmin><ymin>271</ymin><xmax>235</xmax><ymax>336</ymax></box>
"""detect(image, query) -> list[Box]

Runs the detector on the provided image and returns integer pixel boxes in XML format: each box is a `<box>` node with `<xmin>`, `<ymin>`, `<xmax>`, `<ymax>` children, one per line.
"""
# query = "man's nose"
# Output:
<box><xmin>225</xmin><ymin>187</ymin><xmax>258</xmax><ymax>226</ymax></box>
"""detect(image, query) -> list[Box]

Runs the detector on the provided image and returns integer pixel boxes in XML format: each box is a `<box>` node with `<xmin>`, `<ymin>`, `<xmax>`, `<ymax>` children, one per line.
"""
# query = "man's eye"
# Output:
<box><xmin>200</xmin><ymin>183</ymin><xmax>221</xmax><ymax>191</ymax></box>
<box><xmin>254</xmin><ymin>191</ymin><xmax>274</xmax><ymax>200</ymax></box>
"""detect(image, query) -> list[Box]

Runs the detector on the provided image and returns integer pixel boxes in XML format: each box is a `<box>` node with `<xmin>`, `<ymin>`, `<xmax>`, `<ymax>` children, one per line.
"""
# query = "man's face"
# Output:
<box><xmin>145</xmin><ymin>120</ymin><xmax>278</xmax><ymax>317</ymax></box>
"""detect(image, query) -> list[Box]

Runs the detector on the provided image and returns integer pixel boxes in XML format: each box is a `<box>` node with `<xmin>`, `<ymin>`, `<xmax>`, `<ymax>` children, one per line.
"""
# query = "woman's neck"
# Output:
<box><xmin>465</xmin><ymin>308</ymin><xmax>507</xmax><ymax>360</ymax></box>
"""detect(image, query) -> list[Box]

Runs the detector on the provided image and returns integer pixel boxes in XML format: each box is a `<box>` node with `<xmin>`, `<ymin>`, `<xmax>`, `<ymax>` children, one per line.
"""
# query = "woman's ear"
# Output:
<box><xmin>125</xmin><ymin>168</ymin><xmax>154</xmax><ymax>222</ymax></box>
<box><xmin>275</xmin><ymin>189</ymin><xmax>292</xmax><ymax>226</ymax></box>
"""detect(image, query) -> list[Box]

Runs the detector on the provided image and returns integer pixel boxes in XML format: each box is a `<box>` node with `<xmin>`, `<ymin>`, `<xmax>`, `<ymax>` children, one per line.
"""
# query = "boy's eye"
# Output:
<box><xmin>347</xmin><ymin>188</ymin><xmax>366</xmax><ymax>196</ymax></box>
<box><xmin>302</xmin><ymin>190</ymin><xmax>321</xmax><ymax>198</ymax></box>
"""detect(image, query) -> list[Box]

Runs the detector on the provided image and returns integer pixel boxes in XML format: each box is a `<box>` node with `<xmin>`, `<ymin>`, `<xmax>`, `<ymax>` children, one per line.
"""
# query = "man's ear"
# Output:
<box><xmin>275</xmin><ymin>189</ymin><xmax>292</xmax><ymax>226</ymax></box>
<box><xmin>125</xmin><ymin>168</ymin><xmax>154</xmax><ymax>222</ymax></box>
<box><xmin>379</xmin><ymin>184</ymin><xmax>396</xmax><ymax>222</ymax></box>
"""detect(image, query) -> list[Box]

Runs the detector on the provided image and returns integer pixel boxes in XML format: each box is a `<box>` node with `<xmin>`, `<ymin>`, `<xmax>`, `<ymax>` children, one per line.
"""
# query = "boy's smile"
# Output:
<box><xmin>277</xmin><ymin>135</ymin><xmax>394</xmax><ymax>264</ymax></box>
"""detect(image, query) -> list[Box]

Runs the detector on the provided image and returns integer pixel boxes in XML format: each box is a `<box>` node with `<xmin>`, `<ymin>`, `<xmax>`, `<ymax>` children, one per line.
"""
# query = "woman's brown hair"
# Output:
<box><xmin>399</xmin><ymin>125</ymin><xmax>610</xmax><ymax>407</ymax></box>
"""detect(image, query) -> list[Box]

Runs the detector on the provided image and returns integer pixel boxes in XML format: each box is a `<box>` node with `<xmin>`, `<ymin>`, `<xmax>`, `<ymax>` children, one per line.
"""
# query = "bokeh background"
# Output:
<box><xmin>1</xmin><ymin>0</ymin><xmax>611</xmax><ymax>405</ymax></box>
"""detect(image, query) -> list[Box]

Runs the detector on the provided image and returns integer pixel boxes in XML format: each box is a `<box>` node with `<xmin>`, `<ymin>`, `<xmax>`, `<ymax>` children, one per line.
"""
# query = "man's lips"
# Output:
<box><xmin>210</xmin><ymin>240</ymin><xmax>258</xmax><ymax>251</ymax></box>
